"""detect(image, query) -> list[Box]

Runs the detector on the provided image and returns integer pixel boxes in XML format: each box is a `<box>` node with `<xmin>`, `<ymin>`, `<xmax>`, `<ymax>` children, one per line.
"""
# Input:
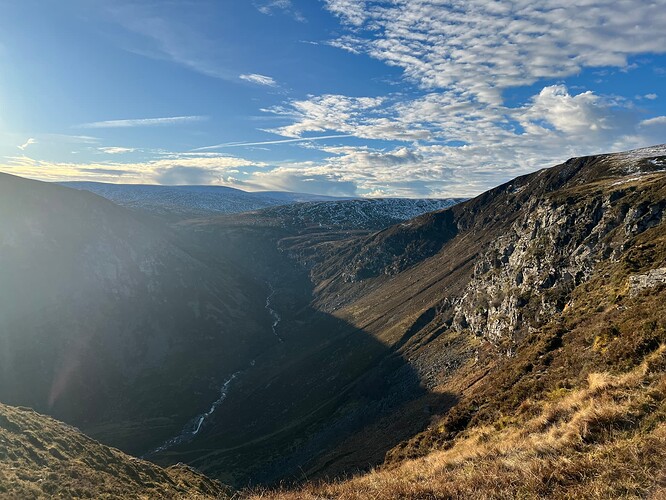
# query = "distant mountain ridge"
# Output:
<box><xmin>244</xmin><ymin>198</ymin><xmax>464</xmax><ymax>231</ymax></box>
<box><xmin>59</xmin><ymin>182</ymin><xmax>462</xmax><ymax>223</ymax></box>
<box><xmin>59</xmin><ymin>182</ymin><xmax>348</xmax><ymax>218</ymax></box>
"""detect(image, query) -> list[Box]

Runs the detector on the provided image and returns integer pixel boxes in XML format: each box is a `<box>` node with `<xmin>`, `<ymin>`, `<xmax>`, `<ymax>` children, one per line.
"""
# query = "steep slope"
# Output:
<box><xmin>60</xmin><ymin>182</ymin><xmax>345</xmax><ymax>219</ymax></box>
<box><xmin>254</xmin><ymin>346</ymin><xmax>666</xmax><ymax>499</ymax></box>
<box><xmin>143</xmin><ymin>199</ymin><xmax>465</xmax><ymax>486</ymax></box>
<box><xmin>247</xmin><ymin>147</ymin><xmax>666</xmax><ymax>496</ymax></box>
<box><xmin>0</xmin><ymin>402</ymin><xmax>227</xmax><ymax>499</ymax></box>
<box><xmin>0</xmin><ymin>173</ymin><xmax>275</xmax><ymax>455</ymax></box>
<box><xmin>271</xmin><ymin>144</ymin><xmax>666</xmax><ymax>481</ymax></box>
<box><xmin>148</xmin><ymin>146</ymin><xmax>666</xmax><ymax>488</ymax></box>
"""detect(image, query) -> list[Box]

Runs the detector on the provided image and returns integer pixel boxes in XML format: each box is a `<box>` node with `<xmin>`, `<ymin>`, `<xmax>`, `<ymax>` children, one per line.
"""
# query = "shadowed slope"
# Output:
<box><xmin>0</xmin><ymin>172</ymin><xmax>274</xmax><ymax>455</ymax></box>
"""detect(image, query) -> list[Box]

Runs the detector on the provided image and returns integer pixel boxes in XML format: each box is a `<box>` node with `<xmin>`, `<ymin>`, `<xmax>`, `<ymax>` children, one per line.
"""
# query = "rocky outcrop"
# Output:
<box><xmin>630</xmin><ymin>267</ymin><xmax>666</xmax><ymax>296</ymax></box>
<box><xmin>454</xmin><ymin>178</ymin><xmax>665</xmax><ymax>347</ymax></box>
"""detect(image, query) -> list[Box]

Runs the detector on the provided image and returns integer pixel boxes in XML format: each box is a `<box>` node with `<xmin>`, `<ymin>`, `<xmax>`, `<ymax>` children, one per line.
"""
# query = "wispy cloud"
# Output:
<box><xmin>240</xmin><ymin>73</ymin><xmax>278</xmax><ymax>87</ymax></box>
<box><xmin>78</xmin><ymin>116</ymin><xmax>207</xmax><ymax>129</ymax></box>
<box><xmin>98</xmin><ymin>146</ymin><xmax>137</xmax><ymax>154</ymax></box>
<box><xmin>104</xmin><ymin>3</ymin><xmax>237</xmax><ymax>81</ymax></box>
<box><xmin>255</xmin><ymin>0</ymin><xmax>306</xmax><ymax>23</ymax></box>
<box><xmin>193</xmin><ymin>134</ymin><xmax>355</xmax><ymax>151</ymax></box>
<box><xmin>17</xmin><ymin>138</ymin><xmax>37</xmax><ymax>150</ymax></box>
<box><xmin>263</xmin><ymin>94</ymin><xmax>430</xmax><ymax>141</ymax></box>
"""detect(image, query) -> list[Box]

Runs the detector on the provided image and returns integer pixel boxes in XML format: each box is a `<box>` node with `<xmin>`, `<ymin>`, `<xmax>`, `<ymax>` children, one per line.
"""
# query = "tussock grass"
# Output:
<box><xmin>248</xmin><ymin>347</ymin><xmax>666</xmax><ymax>499</ymax></box>
<box><xmin>0</xmin><ymin>404</ymin><xmax>227</xmax><ymax>499</ymax></box>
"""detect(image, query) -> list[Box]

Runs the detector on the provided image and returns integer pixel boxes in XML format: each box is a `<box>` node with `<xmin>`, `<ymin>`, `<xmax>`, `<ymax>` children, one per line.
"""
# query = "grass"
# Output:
<box><xmin>248</xmin><ymin>347</ymin><xmax>666</xmax><ymax>499</ymax></box>
<box><xmin>0</xmin><ymin>403</ymin><xmax>228</xmax><ymax>499</ymax></box>
<box><xmin>245</xmin><ymin>208</ymin><xmax>666</xmax><ymax>498</ymax></box>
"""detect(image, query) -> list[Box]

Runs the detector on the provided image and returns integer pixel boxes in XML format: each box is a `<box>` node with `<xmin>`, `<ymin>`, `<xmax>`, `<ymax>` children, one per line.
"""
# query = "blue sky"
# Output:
<box><xmin>1</xmin><ymin>0</ymin><xmax>665</xmax><ymax>197</ymax></box>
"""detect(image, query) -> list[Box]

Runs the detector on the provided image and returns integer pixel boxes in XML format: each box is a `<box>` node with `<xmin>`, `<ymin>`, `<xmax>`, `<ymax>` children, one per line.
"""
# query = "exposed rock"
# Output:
<box><xmin>630</xmin><ymin>267</ymin><xmax>666</xmax><ymax>296</ymax></box>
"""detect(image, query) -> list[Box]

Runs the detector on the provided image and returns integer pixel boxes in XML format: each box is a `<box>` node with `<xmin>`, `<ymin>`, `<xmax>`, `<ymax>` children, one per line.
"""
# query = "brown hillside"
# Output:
<box><xmin>0</xmin><ymin>402</ymin><xmax>227</xmax><ymax>499</ymax></box>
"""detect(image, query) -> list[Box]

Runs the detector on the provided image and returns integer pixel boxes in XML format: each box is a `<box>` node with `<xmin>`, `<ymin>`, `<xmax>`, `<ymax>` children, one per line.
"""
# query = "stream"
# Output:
<box><xmin>143</xmin><ymin>370</ymin><xmax>242</xmax><ymax>457</ymax></box>
<box><xmin>265</xmin><ymin>282</ymin><xmax>284</xmax><ymax>342</ymax></box>
<box><xmin>143</xmin><ymin>284</ymin><xmax>283</xmax><ymax>457</ymax></box>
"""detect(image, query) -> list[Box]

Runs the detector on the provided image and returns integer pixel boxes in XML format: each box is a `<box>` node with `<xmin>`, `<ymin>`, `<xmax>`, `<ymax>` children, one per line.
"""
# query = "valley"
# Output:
<box><xmin>1</xmin><ymin>145</ymin><xmax>665</xmax><ymax>497</ymax></box>
<box><xmin>4</xmin><ymin>1</ymin><xmax>665</xmax><ymax>497</ymax></box>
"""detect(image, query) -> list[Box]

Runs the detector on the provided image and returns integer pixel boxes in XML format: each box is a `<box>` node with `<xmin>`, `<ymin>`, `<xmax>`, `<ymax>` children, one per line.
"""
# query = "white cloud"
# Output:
<box><xmin>640</xmin><ymin>116</ymin><xmax>666</xmax><ymax>127</ymax></box>
<box><xmin>249</xmin><ymin>167</ymin><xmax>359</xmax><ymax>196</ymax></box>
<box><xmin>239</xmin><ymin>73</ymin><xmax>278</xmax><ymax>87</ymax></box>
<box><xmin>253</xmin><ymin>84</ymin><xmax>657</xmax><ymax>197</ymax></box>
<box><xmin>0</xmin><ymin>153</ymin><xmax>265</xmax><ymax>185</ymax></box>
<box><xmin>645</xmin><ymin>93</ymin><xmax>658</xmax><ymax>100</ymax></box>
<box><xmin>78</xmin><ymin>116</ymin><xmax>207</xmax><ymax>129</ymax></box>
<box><xmin>98</xmin><ymin>147</ymin><xmax>136</xmax><ymax>154</ymax></box>
<box><xmin>518</xmin><ymin>85</ymin><xmax>628</xmax><ymax>135</ymax></box>
<box><xmin>17</xmin><ymin>138</ymin><xmax>37</xmax><ymax>150</ymax></box>
<box><xmin>324</xmin><ymin>0</ymin><xmax>367</xmax><ymax>27</ymax></box>
<box><xmin>323</xmin><ymin>1</ymin><xmax>666</xmax><ymax>102</ymax></box>
<box><xmin>256</xmin><ymin>0</ymin><xmax>306</xmax><ymax>22</ymax></box>
<box><xmin>265</xmin><ymin>94</ymin><xmax>429</xmax><ymax>141</ymax></box>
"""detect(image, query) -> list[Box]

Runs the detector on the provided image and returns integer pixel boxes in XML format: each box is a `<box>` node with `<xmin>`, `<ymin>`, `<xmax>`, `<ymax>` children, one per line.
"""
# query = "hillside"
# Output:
<box><xmin>144</xmin><ymin>145</ymin><xmax>666</xmax><ymax>489</ymax></box>
<box><xmin>1</xmin><ymin>145</ymin><xmax>665</xmax><ymax>497</ymax></box>
<box><xmin>60</xmin><ymin>182</ymin><xmax>345</xmax><ymax>219</ymax></box>
<box><xmin>0</xmin><ymin>173</ymin><xmax>275</xmax><ymax>456</ymax></box>
<box><xmin>0</xmin><ymin>402</ymin><xmax>226</xmax><ymax>499</ymax></box>
<box><xmin>242</xmin><ymin>144</ymin><xmax>666</xmax><ymax>497</ymax></box>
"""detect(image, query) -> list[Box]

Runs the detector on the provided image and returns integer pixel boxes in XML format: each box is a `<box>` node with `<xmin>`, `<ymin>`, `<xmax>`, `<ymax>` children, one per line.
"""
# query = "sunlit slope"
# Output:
<box><xmin>293</xmin><ymin>146</ymin><xmax>666</xmax><ymax>472</ymax></box>
<box><xmin>246</xmin><ymin>147</ymin><xmax>666</xmax><ymax>497</ymax></box>
<box><xmin>0</xmin><ymin>172</ymin><xmax>273</xmax><ymax>455</ymax></box>
<box><xmin>0</xmin><ymin>402</ymin><xmax>227</xmax><ymax>499</ymax></box>
<box><xmin>153</xmin><ymin>146</ymin><xmax>666</xmax><ymax>487</ymax></box>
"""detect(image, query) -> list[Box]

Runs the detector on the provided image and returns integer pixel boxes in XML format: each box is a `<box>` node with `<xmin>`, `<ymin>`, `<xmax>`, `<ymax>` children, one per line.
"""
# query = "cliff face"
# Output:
<box><xmin>453</xmin><ymin>151</ymin><xmax>666</xmax><ymax>348</ymax></box>
<box><xmin>307</xmin><ymin>146</ymin><xmax>666</xmax><ymax>347</ymax></box>
<box><xmin>265</xmin><ymin>145</ymin><xmax>666</xmax><ymax>477</ymax></box>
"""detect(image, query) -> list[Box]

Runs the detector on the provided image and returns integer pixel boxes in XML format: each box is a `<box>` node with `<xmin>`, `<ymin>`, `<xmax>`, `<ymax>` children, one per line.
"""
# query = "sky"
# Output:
<box><xmin>0</xmin><ymin>0</ymin><xmax>665</xmax><ymax>198</ymax></box>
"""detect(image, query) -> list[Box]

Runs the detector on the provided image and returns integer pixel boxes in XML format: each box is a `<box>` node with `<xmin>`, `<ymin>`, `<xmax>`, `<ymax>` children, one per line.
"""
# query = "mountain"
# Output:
<box><xmin>59</xmin><ymin>182</ymin><xmax>459</xmax><ymax>224</ymax></box>
<box><xmin>0</xmin><ymin>172</ymin><xmax>462</xmax><ymax>487</ymax></box>
<box><xmin>240</xmin><ymin>144</ymin><xmax>666</xmax><ymax>497</ymax></box>
<box><xmin>167</xmin><ymin>145</ymin><xmax>666</xmax><ymax>491</ymax></box>
<box><xmin>0</xmin><ymin>173</ymin><xmax>276</xmax><ymax>456</ymax></box>
<box><xmin>234</xmin><ymin>197</ymin><xmax>464</xmax><ymax>231</ymax></box>
<box><xmin>59</xmin><ymin>182</ymin><xmax>347</xmax><ymax>219</ymax></box>
<box><xmin>0</xmin><ymin>402</ymin><xmax>227</xmax><ymax>499</ymax></box>
<box><xmin>2</xmin><ymin>144</ymin><xmax>666</xmax><ymax>498</ymax></box>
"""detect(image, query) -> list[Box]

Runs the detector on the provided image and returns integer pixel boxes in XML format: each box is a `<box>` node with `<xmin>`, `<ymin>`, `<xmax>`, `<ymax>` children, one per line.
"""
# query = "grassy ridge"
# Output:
<box><xmin>0</xmin><ymin>403</ymin><xmax>227</xmax><ymax>499</ymax></box>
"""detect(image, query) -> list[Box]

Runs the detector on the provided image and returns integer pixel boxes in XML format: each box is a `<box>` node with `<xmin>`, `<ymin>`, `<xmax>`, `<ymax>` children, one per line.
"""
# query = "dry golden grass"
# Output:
<box><xmin>0</xmin><ymin>404</ymin><xmax>228</xmax><ymax>499</ymax></box>
<box><xmin>247</xmin><ymin>347</ymin><xmax>666</xmax><ymax>499</ymax></box>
